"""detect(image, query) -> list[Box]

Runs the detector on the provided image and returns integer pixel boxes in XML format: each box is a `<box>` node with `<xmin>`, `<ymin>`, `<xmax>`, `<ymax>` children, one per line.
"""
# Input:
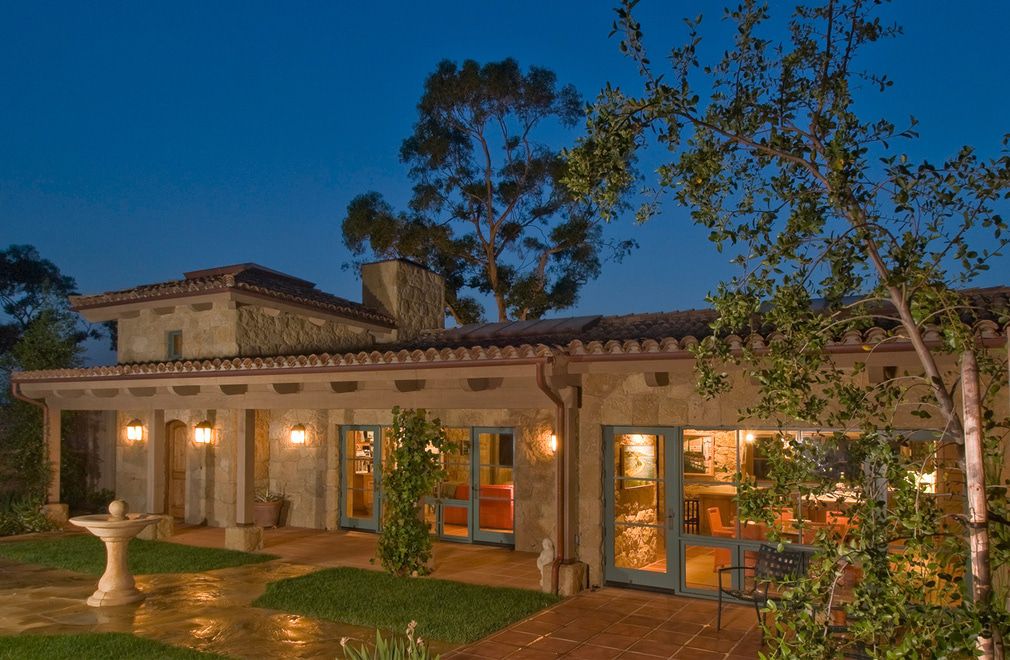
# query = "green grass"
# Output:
<box><xmin>0</xmin><ymin>533</ymin><xmax>275</xmax><ymax>575</ymax></box>
<box><xmin>0</xmin><ymin>633</ymin><xmax>226</xmax><ymax>659</ymax></box>
<box><xmin>253</xmin><ymin>566</ymin><xmax>560</xmax><ymax>644</ymax></box>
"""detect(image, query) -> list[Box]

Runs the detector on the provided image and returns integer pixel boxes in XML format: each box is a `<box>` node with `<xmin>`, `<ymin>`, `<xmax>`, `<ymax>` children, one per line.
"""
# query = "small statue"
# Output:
<box><xmin>536</xmin><ymin>538</ymin><xmax>555</xmax><ymax>572</ymax></box>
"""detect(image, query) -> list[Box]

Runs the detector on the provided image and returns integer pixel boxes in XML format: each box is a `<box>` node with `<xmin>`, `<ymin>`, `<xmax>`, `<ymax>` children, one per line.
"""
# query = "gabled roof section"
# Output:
<box><xmin>69</xmin><ymin>263</ymin><xmax>396</xmax><ymax>328</ymax></box>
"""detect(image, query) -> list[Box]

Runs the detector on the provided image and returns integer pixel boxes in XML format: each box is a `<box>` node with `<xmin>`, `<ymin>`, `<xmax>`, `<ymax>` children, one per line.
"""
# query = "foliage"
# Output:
<box><xmin>0</xmin><ymin>493</ymin><xmax>59</xmax><ymax>536</ymax></box>
<box><xmin>0</xmin><ymin>633</ymin><xmax>227</xmax><ymax>659</ymax></box>
<box><xmin>0</xmin><ymin>534</ymin><xmax>276</xmax><ymax>575</ymax></box>
<box><xmin>0</xmin><ymin>246</ymin><xmax>100</xmax><ymax>511</ymax></box>
<box><xmin>255</xmin><ymin>489</ymin><xmax>286</xmax><ymax>503</ymax></box>
<box><xmin>342</xmin><ymin>58</ymin><xmax>636</xmax><ymax>324</ymax></box>
<box><xmin>569</xmin><ymin>1</ymin><xmax>1010</xmax><ymax>656</ymax></box>
<box><xmin>253</xmin><ymin>566</ymin><xmax>559</xmax><ymax>644</ymax></box>
<box><xmin>376</xmin><ymin>408</ymin><xmax>449</xmax><ymax>576</ymax></box>
<box><xmin>340</xmin><ymin>622</ymin><xmax>439</xmax><ymax>660</ymax></box>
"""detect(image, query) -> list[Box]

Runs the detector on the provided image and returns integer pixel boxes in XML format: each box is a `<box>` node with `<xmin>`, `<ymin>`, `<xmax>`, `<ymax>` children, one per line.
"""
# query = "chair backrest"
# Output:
<box><xmin>753</xmin><ymin>544</ymin><xmax>808</xmax><ymax>582</ymax></box>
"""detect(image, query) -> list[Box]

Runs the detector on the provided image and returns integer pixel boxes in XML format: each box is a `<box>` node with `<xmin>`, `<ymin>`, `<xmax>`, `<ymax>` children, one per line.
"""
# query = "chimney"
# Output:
<box><xmin>361</xmin><ymin>259</ymin><xmax>445</xmax><ymax>340</ymax></box>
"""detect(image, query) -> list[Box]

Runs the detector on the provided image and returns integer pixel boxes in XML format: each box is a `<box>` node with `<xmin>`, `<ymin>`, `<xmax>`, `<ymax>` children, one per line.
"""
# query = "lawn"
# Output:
<box><xmin>253</xmin><ymin>567</ymin><xmax>560</xmax><ymax>644</ymax></box>
<box><xmin>0</xmin><ymin>533</ymin><xmax>275</xmax><ymax>575</ymax></box>
<box><xmin>0</xmin><ymin>633</ymin><xmax>226</xmax><ymax>659</ymax></box>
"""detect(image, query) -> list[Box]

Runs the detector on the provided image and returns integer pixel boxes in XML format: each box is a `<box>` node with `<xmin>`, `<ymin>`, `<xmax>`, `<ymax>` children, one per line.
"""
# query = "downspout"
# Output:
<box><xmin>536</xmin><ymin>360</ymin><xmax>566</xmax><ymax>595</ymax></box>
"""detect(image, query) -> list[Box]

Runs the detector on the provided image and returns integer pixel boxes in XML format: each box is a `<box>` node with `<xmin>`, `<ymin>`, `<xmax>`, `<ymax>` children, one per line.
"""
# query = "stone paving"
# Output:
<box><xmin>0</xmin><ymin>528</ymin><xmax>762</xmax><ymax>658</ymax></box>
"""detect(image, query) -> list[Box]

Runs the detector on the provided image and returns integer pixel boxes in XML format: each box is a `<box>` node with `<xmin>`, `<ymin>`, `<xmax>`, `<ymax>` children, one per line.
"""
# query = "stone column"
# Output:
<box><xmin>146</xmin><ymin>410</ymin><xmax>166</xmax><ymax>514</ymax></box>
<box><xmin>41</xmin><ymin>404</ymin><xmax>68</xmax><ymax>524</ymax></box>
<box><xmin>324</xmin><ymin>414</ymin><xmax>339</xmax><ymax>530</ymax></box>
<box><xmin>225</xmin><ymin>410</ymin><xmax>262</xmax><ymax>551</ymax></box>
<box><xmin>98</xmin><ymin>410</ymin><xmax>117</xmax><ymax>493</ymax></box>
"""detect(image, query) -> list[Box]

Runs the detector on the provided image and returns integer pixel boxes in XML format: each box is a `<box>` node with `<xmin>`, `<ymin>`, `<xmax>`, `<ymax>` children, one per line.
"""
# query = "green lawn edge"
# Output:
<box><xmin>0</xmin><ymin>632</ymin><xmax>227</xmax><ymax>659</ymax></box>
<box><xmin>253</xmin><ymin>566</ymin><xmax>560</xmax><ymax>644</ymax></box>
<box><xmin>0</xmin><ymin>533</ymin><xmax>276</xmax><ymax>575</ymax></box>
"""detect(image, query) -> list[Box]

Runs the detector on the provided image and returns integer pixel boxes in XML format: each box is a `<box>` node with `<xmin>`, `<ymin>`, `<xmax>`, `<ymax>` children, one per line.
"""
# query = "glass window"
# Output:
<box><xmin>166</xmin><ymin>330</ymin><xmax>182</xmax><ymax>360</ymax></box>
<box><xmin>683</xmin><ymin>429</ymin><xmax>739</xmax><ymax>538</ymax></box>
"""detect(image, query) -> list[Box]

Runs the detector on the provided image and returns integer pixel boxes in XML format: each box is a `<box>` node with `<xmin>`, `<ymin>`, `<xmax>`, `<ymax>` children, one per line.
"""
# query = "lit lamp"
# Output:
<box><xmin>745</xmin><ymin>433</ymin><xmax>756</xmax><ymax>443</ymax></box>
<box><xmin>290</xmin><ymin>423</ymin><xmax>307</xmax><ymax>445</ymax></box>
<box><xmin>549</xmin><ymin>434</ymin><xmax>558</xmax><ymax>453</ymax></box>
<box><xmin>126</xmin><ymin>419</ymin><xmax>144</xmax><ymax>442</ymax></box>
<box><xmin>194</xmin><ymin>420</ymin><xmax>214</xmax><ymax>445</ymax></box>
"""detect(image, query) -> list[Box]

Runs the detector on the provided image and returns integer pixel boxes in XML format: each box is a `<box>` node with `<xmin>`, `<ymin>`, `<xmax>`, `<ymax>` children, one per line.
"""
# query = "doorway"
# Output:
<box><xmin>166</xmin><ymin>420</ymin><xmax>187</xmax><ymax>519</ymax></box>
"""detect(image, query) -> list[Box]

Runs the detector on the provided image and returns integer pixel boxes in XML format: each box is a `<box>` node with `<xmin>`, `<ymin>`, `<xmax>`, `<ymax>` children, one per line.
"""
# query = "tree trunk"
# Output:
<box><xmin>961</xmin><ymin>350</ymin><xmax>999</xmax><ymax>659</ymax></box>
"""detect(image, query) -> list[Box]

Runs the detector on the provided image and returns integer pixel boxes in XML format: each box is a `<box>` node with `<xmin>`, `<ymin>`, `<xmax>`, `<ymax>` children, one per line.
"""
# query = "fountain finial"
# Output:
<box><xmin>108</xmin><ymin>499</ymin><xmax>127</xmax><ymax>521</ymax></box>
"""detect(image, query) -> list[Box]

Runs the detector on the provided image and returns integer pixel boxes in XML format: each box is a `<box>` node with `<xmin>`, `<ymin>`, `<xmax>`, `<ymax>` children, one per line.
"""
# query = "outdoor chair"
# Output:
<box><xmin>716</xmin><ymin>544</ymin><xmax>809</xmax><ymax>632</ymax></box>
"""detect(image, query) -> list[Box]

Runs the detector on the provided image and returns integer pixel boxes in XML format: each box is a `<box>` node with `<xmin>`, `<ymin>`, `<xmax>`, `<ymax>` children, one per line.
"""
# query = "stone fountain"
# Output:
<box><xmin>69</xmin><ymin>500</ymin><xmax>160</xmax><ymax>606</ymax></box>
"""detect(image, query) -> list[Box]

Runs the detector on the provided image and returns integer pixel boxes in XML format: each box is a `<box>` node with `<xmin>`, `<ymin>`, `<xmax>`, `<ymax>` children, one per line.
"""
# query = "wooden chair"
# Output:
<box><xmin>716</xmin><ymin>544</ymin><xmax>809</xmax><ymax>632</ymax></box>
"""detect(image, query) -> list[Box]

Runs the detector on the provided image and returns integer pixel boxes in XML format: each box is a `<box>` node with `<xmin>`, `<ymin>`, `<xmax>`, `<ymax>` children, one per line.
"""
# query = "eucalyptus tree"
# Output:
<box><xmin>567</xmin><ymin>1</ymin><xmax>1009</xmax><ymax>656</ymax></box>
<box><xmin>342</xmin><ymin>58</ymin><xmax>636</xmax><ymax>324</ymax></box>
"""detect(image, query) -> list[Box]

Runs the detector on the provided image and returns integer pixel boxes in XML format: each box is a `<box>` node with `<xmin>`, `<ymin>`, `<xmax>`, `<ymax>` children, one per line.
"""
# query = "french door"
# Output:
<box><xmin>426</xmin><ymin>427</ymin><xmax>515</xmax><ymax>546</ymax></box>
<box><xmin>340</xmin><ymin>426</ymin><xmax>382</xmax><ymax>530</ymax></box>
<box><xmin>604</xmin><ymin>426</ymin><xmax>679</xmax><ymax>589</ymax></box>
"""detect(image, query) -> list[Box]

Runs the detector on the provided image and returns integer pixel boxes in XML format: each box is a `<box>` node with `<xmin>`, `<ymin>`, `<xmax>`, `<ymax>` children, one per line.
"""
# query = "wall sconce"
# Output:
<box><xmin>549</xmin><ymin>434</ymin><xmax>558</xmax><ymax>453</ymax></box>
<box><xmin>126</xmin><ymin>419</ymin><xmax>144</xmax><ymax>442</ymax></box>
<box><xmin>194</xmin><ymin>420</ymin><xmax>214</xmax><ymax>445</ymax></box>
<box><xmin>745</xmin><ymin>433</ymin><xmax>756</xmax><ymax>443</ymax></box>
<box><xmin>290</xmin><ymin>423</ymin><xmax>307</xmax><ymax>445</ymax></box>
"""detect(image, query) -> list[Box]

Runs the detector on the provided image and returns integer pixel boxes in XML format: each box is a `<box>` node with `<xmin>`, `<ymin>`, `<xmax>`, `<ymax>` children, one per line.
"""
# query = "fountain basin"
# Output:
<box><xmin>69</xmin><ymin>501</ymin><xmax>160</xmax><ymax>607</ymax></box>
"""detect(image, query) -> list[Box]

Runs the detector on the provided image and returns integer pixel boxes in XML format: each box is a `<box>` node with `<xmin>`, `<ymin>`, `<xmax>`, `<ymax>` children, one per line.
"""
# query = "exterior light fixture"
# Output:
<box><xmin>194</xmin><ymin>420</ymin><xmax>214</xmax><ymax>445</ymax></box>
<box><xmin>290</xmin><ymin>423</ymin><xmax>307</xmax><ymax>445</ymax></box>
<box><xmin>126</xmin><ymin>419</ymin><xmax>144</xmax><ymax>442</ymax></box>
<box><xmin>549</xmin><ymin>434</ymin><xmax>558</xmax><ymax>453</ymax></box>
<box><xmin>745</xmin><ymin>433</ymin><xmax>756</xmax><ymax>443</ymax></box>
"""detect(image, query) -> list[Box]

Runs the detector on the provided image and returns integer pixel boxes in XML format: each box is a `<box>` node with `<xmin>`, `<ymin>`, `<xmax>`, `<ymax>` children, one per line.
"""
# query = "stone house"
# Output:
<box><xmin>10</xmin><ymin>260</ymin><xmax>1010</xmax><ymax>597</ymax></box>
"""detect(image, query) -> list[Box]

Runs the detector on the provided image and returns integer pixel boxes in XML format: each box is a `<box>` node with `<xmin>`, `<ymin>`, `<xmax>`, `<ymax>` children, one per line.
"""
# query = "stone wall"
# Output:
<box><xmin>265</xmin><ymin>409</ymin><xmax>329</xmax><ymax>528</ymax></box>
<box><xmin>235</xmin><ymin>306</ymin><xmax>372</xmax><ymax>357</ymax></box>
<box><xmin>118</xmin><ymin>303</ymin><xmax>239</xmax><ymax>363</ymax></box>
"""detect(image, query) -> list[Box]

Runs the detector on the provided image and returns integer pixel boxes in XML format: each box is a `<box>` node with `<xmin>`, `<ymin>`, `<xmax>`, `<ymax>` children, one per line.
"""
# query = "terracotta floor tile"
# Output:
<box><xmin>683</xmin><ymin>634</ymin><xmax>738</xmax><ymax>654</ymax></box>
<box><xmin>529</xmin><ymin>636</ymin><xmax>580</xmax><ymax>654</ymax></box>
<box><xmin>628</xmin><ymin>639</ymin><xmax>678</xmax><ymax>658</ymax></box>
<box><xmin>644</xmin><ymin>629</ymin><xmax>697</xmax><ymax>647</ymax></box>
<box><xmin>552</xmin><ymin>625</ymin><xmax>602</xmax><ymax>643</ymax></box>
<box><xmin>672</xmin><ymin>648</ymin><xmax>723</xmax><ymax>659</ymax></box>
<box><xmin>621</xmin><ymin>614</ymin><xmax>667</xmax><ymax>629</ymax></box>
<box><xmin>507</xmin><ymin>648</ymin><xmax>558</xmax><ymax>660</ymax></box>
<box><xmin>467</xmin><ymin>640</ymin><xmax>523</xmax><ymax>658</ymax></box>
<box><xmin>586</xmin><ymin>632</ymin><xmax>640</xmax><ymax>650</ymax></box>
<box><xmin>618</xmin><ymin>652</ymin><xmax>668</xmax><ymax>660</ymax></box>
<box><xmin>605</xmin><ymin>622</ymin><xmax>654</xmax><ymax>638</ymax></box>
<box><xmin>491</xmin><ymin>630</ymin><xmax>543</xmax><ymax>647</ymax></box>
<box><xmin>513</xmin><ymin>620</ymin><xmax>562</xmax><ymax>636</ymax></box>
<box><xmin>565</xmin><ymin>644</ymin><xmax>625</xmax><ymax>660</ymax></box>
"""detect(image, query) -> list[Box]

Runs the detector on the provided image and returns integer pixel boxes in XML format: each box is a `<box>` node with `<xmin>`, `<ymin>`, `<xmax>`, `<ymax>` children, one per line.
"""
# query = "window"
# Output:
<box><xmin>166</xmin><ymin>330</ymin><xmax>182</xmax><ymax>360</ymax></box>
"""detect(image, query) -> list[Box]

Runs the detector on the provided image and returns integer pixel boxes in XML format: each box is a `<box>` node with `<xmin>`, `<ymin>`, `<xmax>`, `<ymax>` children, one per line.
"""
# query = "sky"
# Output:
<box><xmin>2</xmin><ymin>1</ymin><xmax>1009</xmax><ymax>364</ymax></box>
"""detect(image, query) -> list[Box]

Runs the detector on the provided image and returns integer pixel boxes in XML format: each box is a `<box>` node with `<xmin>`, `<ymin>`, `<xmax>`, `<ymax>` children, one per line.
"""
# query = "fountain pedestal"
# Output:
<box><xmin>69</xmin><ymin>500</ymin><xmax>160</xmax><ymax>607</ymax></box>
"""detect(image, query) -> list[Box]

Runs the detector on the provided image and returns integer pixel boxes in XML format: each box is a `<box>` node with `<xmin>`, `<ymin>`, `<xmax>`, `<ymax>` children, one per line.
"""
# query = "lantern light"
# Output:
<box><xmin>194</xmin><ymin>420</ymin><xmax>214</xmax><ymax>445</ymax></box>
<box><xmin>290</xmin><ymin>423</ymin><xmax>307</xmax><ymax>445</ymax></box>
<box><xmin>126</xmin><ymin>419</ymin><xmax>144</xmax><ymax>442</ymax></box>
<box><xmin>745</xmin><ymin>433</ymin><xmax>756</xmax><ymax>443</ymax></box>
<box><xmin>549</xmin><ymin>434</ymin><xmax>558</xmax><ymax>453</ymax></box>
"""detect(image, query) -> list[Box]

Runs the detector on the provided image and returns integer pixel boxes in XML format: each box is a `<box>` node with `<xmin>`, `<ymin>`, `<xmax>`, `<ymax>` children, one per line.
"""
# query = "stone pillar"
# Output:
<box><xmin>226</xmin><ymin>410</ymin><xmax>262</xmax><ymax>552</ymax></box>
<box><xmin>324</xmin><ymin>414</ymin><xmax>339</xmax><ymax>529</ymax></box>
<box><xmin>146</xmin><ymin>410</ymin><xmax>166</xmax><ymax>514</ymax></box>
<box><xmin>45</xmin><ymin>405</ymin><xmax>61</xmax><ymax>504</ymax></box>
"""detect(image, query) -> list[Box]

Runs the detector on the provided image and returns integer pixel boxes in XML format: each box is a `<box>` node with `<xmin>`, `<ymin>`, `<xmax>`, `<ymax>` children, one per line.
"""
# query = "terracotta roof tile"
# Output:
<box><xmin>69</xmin><ymin>263</ymin><xmax>395</xmax><ymax>327</ymax></box>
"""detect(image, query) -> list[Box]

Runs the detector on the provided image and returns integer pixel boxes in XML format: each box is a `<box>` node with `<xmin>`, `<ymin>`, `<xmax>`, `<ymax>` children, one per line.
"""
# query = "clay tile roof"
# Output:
<box><xmin>69</xmin><ymin>263</ymin><xmax>395</xmax><ymax>327</ymax></box>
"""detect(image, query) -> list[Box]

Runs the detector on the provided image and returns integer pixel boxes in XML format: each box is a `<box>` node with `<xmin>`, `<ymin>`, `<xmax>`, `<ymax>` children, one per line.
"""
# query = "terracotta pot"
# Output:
<box><xmin>253</xmin><ymin>500</ymin><xmax>283</xmax><ymax>528</ymax></box>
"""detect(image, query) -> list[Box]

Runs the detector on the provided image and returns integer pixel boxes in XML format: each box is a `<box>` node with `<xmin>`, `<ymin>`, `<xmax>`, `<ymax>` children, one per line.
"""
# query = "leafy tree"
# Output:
<box><xmin>569</xmin><ymin>1</ymin><xmax>1009</xmax><ymax>656</ymax></box>
<box><xmin>342</xmin><ymin>58</ymin><xmax>636</xmax><ymax>324</ymax></box>
<box><xmin>376</xmin><ymin>407</ymin><xmax>450</xmax><ymax>576</ymax></box>
<box><xmin>0</xmin><ymin>245</ymin><xmax>79</xmax><ymax>356</ymax></box>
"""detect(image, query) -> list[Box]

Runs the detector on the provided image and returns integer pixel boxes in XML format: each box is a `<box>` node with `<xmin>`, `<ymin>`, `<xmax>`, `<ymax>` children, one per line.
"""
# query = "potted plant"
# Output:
<box><xmin>254</xmin><ymin>490</ymin><xmax>285</xmax><ymax>528</ymax></box>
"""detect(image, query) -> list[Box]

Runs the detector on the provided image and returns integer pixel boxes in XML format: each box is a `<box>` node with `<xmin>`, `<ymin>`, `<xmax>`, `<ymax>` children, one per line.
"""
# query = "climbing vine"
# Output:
<box><xmin>376</xmin><ymin>408</ymin><xmax>449</xmax><ymax>576</ymax></box>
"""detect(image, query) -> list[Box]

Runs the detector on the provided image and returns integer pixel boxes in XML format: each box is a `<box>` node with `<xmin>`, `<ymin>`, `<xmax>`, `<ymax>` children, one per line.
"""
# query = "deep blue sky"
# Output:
<box><xmin>3</xmin><ymin>2</ymin><xmax>1009</xmax><ymax>363</ymax></box>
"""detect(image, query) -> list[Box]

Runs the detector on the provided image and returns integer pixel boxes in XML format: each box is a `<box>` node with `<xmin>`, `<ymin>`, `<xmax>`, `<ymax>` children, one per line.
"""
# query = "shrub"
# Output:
<box><xmin>0</xmin><ymin>493</ymin><xmax>59</xmax><ymax>537</ymax></box>
<box><xmin>376</xmin><ymin>408</ymin><xmax>448</xmax><ymax>576</ymax></box>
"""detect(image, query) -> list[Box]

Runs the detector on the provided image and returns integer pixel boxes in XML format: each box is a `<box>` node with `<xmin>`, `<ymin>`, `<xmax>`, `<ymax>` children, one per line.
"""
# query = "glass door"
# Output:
<box><xmin>473</xmin><ymin>428</ymin><xmax>515</xmax><ymax>544</ymax></box>
<box><xmin>433</xmin><ymin>427</ymin><xmax>473</xmax><ymax>542</ymax></box>
<box><xmin>340</xmin><ymin>426</ymin><xmax>381</xmax><ymax>530</ymax></box>
<box><xmin>604</xmin><ymin>427</ymin><xmax>678</xmax><ymax>589</ymax></box>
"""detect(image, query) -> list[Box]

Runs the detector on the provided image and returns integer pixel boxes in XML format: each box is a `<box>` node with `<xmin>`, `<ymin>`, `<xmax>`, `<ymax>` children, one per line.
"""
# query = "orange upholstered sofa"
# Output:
<box><xmin>442</xmin><ymin>483</ymin><xmax>514</xmax><ymax>530</ymax></box>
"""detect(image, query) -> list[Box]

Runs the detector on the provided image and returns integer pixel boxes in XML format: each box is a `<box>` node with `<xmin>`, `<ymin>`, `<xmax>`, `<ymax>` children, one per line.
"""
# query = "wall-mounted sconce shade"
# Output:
<box><xmin>549</xmin><ymin>434</ymin><xmax>558</xmax><ymax>453</ymax></box>
<box><xmin>194</xmin><ymin>420</ymin><xmax>214</xmax><ymax>445</ymax></box>
<box><xmin>126</xmin><ymin>419</ymin><xmax>144</xmax><ymax>442</ymax></box>
<box><xmin>745</xmin><ymin>433</ymin><xmax>756</xmax><ymax>443</ymax></box>
<box><xmin>290</xmin><ymin>423</ymin><xmax>307</xmax><ymax>445</ymax></box>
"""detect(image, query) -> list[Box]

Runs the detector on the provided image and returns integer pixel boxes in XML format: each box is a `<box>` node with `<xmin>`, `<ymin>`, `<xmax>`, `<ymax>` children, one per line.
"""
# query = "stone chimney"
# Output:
<box><xmin>361</xmin><ymin>259</ymin><xmax>445</xmax><ymax>340</ymax></box>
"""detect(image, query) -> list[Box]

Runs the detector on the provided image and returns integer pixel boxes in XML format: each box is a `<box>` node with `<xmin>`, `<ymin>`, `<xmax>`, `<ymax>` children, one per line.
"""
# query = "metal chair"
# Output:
<box><xmin>716</xmin><ymin>544</ymin><xmax>808</xmax><ymax>632</ymax></box>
